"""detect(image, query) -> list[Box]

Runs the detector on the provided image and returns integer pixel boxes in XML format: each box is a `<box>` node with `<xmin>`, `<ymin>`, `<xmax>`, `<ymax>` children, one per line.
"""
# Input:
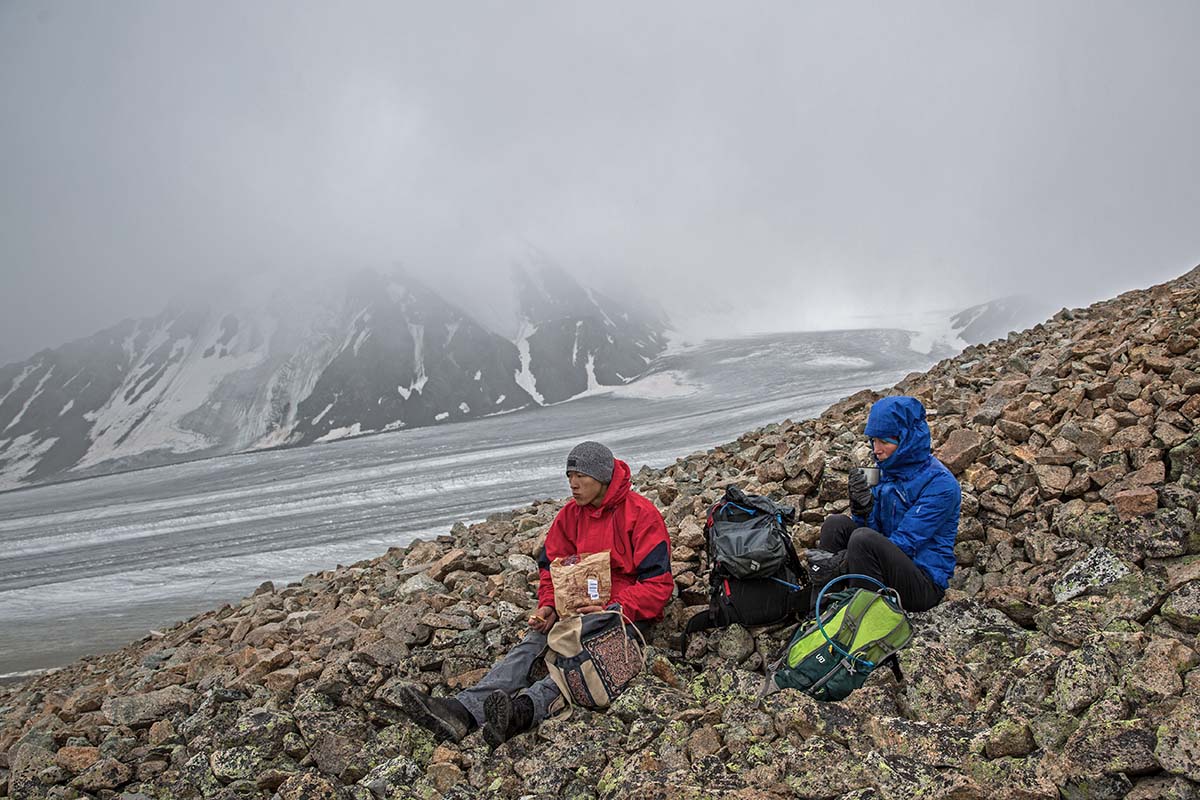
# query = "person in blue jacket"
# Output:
<box><xmin>818</xmin><ymin>395</ymin><xmax>960</xmax><ymax>611</ymax></box>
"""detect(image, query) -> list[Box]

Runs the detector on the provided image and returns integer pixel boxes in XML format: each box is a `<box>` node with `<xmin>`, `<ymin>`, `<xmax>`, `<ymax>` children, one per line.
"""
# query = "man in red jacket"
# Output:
<box><xmin>398</xmin><ymin>441</ymin><xmax>673</xmax><ymax>748</ymax></box>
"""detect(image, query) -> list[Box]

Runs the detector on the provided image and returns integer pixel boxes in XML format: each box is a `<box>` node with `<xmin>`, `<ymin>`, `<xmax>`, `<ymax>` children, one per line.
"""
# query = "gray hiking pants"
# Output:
<box><xmin>455</xmin><ymin>630</ymin><xmax>560</xmax><ymax>726</ymax></box>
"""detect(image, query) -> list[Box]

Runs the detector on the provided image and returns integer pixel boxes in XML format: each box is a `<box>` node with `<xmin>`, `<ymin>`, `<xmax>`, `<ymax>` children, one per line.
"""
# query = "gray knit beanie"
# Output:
<box><xmin>565</xmin><ymin>441</ymin><xmax>614</xmax><ymax>483</ymax></box>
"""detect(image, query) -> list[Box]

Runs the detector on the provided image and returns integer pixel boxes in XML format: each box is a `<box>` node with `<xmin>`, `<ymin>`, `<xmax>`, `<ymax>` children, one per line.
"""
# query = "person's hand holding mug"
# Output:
<box><xmin>848</xmin><ymin>467</ymin><xmax>875</xmax><ymax>518</ymax></box>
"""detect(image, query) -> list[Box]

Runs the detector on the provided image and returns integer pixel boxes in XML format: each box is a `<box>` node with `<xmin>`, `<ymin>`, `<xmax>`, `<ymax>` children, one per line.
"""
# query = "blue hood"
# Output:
<box><xmin>864</xmin><ymin>396</ymin><xmax>931</xmax><ymax>477</ymax></box>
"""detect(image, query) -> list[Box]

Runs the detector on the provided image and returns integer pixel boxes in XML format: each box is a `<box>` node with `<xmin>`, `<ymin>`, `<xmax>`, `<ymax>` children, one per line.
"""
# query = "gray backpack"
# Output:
<box><xmin>707</xmin><ymin>485</ymin><xmax>795</xmax><ymax>578</ymax></box>
<box><xmin>680</xmin><ymin>485</ymin><xmax>809</xmax><ymax>656</ymax></box>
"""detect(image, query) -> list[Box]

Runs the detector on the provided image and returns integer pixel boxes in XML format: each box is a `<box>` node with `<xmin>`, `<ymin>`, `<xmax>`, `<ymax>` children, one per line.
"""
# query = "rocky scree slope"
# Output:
<box><xmin>1</xmin><ymin>265</ymin><xmax>1199</xmax><ymax>799</ymax></box>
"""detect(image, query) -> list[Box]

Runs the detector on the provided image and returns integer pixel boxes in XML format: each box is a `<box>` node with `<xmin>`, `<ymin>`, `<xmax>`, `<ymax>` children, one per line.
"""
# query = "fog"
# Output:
<box><xmin>2</xmin><ymin>1</ymin><xmax>1199</xmax><ymax>365</ymax></box>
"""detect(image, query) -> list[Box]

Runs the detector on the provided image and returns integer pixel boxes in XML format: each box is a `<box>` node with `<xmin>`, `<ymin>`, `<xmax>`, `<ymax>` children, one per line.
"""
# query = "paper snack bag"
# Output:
<box><xmin>549</xmin><ymin>551</ymin><xmax>612</xmax><ymax>618</ymax></box>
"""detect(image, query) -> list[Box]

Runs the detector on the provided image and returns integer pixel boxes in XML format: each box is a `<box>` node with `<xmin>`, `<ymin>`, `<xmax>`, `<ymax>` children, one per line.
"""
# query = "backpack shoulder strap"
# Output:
<box><xmin>779</xmin><ymin>527</ymin><xmax>806</xmax><ymax>582</ymax></box>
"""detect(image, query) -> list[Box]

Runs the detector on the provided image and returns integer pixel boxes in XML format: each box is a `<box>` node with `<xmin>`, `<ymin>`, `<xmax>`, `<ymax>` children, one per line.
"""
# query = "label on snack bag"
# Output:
<box><xmin>587</xmin><ymin>578</ymin><xmax>600</xmax><ymax>600</ymax></box>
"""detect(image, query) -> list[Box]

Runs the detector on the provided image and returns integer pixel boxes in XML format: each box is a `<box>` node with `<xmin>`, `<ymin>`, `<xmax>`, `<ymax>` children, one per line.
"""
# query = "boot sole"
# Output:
<box><xmin>482</xmin><ymin>691</ymin><xmax>513</xmax><ymax>750</ymax></box>
<box><xmin>397</xmin><ymin>685</ymin><xmax>469</xmax><ymax>743</ymax></box>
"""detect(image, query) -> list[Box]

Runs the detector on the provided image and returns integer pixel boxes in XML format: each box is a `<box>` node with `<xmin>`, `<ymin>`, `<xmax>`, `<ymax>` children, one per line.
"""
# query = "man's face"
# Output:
<box><xmin>568</xmin><ymin>471</ymin><xmax>606</xmax><ymax>507</ymax></box>
<box><xmin>871</xmin><ymin>437</ymin><xmax>899</xmax><ymax>462</ymax></box>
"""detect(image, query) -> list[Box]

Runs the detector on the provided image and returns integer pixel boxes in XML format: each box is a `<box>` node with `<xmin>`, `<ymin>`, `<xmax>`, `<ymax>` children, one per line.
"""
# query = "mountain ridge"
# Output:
<box><xmin>0</xmin><ymin>264</ymin><xmax>669</xmax><ymax>490</ymax></box>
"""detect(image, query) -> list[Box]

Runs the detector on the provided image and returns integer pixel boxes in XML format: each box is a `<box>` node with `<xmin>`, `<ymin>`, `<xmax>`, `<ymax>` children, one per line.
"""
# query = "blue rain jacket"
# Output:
<box><xmin>853</xmin><ymin>396</ymin><xmax>961</xmax><ymax>589</ymax></box>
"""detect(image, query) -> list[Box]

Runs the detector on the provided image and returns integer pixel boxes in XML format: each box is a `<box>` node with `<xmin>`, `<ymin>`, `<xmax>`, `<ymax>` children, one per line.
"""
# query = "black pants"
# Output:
<box><xmin>818</xmin><ymin>515</ymin><xmax>945</xmax><ymax>612</ymax></box>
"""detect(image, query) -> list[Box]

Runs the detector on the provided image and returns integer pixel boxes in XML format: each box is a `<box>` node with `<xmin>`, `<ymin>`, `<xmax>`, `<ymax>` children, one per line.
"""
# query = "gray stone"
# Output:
<box><xmin>714</xmin><ymin>624</ymin><xmax>756</xmax><ymax>664</ymax></box>
<box><xmin>1162</xmin><ymin>581</ymin><xmax>1200</xmax><ymax>633</ymax></box>
<box><xmin>1156</xmin><ymin>694</ymin><xmax>1200</xmax><ymax>781</ymax></box>
<box><xmin>504</xmin><ymin>553</ymin><xmax>538</xmax><ymax>574</ymax></box>
<box><xmin>1061</xmin><ymin>717</ymin><xmax>1159</xmax><ymax>777</ymax></box>
<box><xmin>358</xmin><ymin>757</ymin><xmax>422</xmax><ymax>799</ymax></box>
<box><xmin>398</xmin><ymin>573</ymin><xmax>447</xmax><ymax>598</ymax></box>
<box><xmin>208</xmin><ymin>746</ymin><xmax>263</xmax><ymax>782</ymax></box>
<box><xmin>100</xmin><ymin>685</ymin><xmax>194</xmax><ymax>728</ymax></box>
<box><xmin>1053</xmin><ymin>643</ymin><xmax>1115</xmax><ymax>714</ymax></box>
<box><xmin>7</xmin><ymin>744</ymin><xmax>56</xmax><ymax>800</ymax></box>
<box><xmin>69</xmin><ymin>758</ymin><xmax>133</xmax><ymax>791</ymax></box>
<box><xmin>1053</xmin><ymin>547</ymin><xmax>1131</xmax><ymax>603</ymax></box>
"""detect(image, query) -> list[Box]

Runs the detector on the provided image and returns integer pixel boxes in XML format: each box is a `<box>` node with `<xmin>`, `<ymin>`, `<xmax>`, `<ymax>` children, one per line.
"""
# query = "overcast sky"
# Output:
<box><xmin>2</xmin><ymin>1</ymin><xmax>1199</xmax><ymax>364</ymax></box>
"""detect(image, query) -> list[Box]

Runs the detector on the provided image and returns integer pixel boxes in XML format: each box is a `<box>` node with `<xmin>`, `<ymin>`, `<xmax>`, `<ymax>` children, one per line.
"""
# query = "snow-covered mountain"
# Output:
<box><xmin>513</xmin><ymin>261</ymin><xmax>669</xmax><ymax>404</ymax></box>
<box><xmin>949</xmin><ymin>295</ymin><xmax>1059</xmax><ymax>346</ymax></box>
<box><xmin>852</xmin><ymin>294</ymin><xmax>1061</xmax><ymax>356</ymax></box>
<box><xmin>0</xmin><ymin>266</ymin><xmax>669</xmax><ymax>490</ymax></box>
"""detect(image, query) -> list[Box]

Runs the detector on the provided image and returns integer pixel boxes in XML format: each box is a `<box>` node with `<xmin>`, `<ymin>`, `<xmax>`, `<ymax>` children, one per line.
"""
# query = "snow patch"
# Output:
<box><xmin>351</xmin><ymin>328</ymin><xmax>372</xmax><ymax>356</ymax></box>
<box><xmin>59</xmin><ymin>399</ymin><xmax>75</xmax><ymax>416</ymax></box>
<box><xmin>337</xmin><ymin>308</ymin><xmax>370</xmax><ymax>355</ymax></box>
<box><xmin>0</xmin><ymin>363</ymin><xmax>37</xmax><ymax>408</ymax></box>
<box><xmin>585</xmin><ymin>354</ymin><xmax>601</xmax><ymax>393</ymax></box>
<box><xmin>60</xmin><ymin>368</ymin><xmax>85</xmax><ymax>391</ymax></box>
<box><xmin>607</xmin><ymin>370</ymin><xmax>704</xmax><ymax>400</ymax></box>
<box><xmin>495</xmin><ymin>394</ymin><xmax>506</xmax><ymax>404</ymax></box>
<box><xmin>473</xmin><ymin>370</ymin><xmax>482</xmax><ymax>380</ymax></box>
<box><xmin>552</xmin><ymin>369</ymin><xmax>704</xmax><ymax>403</ymax></box>
<box><xmin>74</xmin><ymin>313</ymin><xmax>274</xmax><ymax>470</ymax></box>
<box><xmin>584</xmin><ymin>288</ymin><xmax>617</xmax><ymax>327</ymax></box>
<box><xmin>715</xmin><ymin>348</ymin><xmax>776</xmax><ymax>365</ymax></box>
<box><xmin>312</xmin><ymin>403</ymin><xmax>334</xmax><ymax>425</ymax></box>
<box><xmin>315</xmin><ymin>422</ymin><xmax>362</xmax><ymax>442</ymax></box>
<box><xmin>513</xmin><ymin>319</ymin><xmax>544</xmax><ymax>404</ymax></box>
<box><xmin>458</xmin><ymin>402</ymin><xmax>470</xmax><ymax>413</ymax></box>
<box><xmin>396</xmin><ymin>325</ymin><xmax>429</xmax><ymax>400</ymax></box>
<box><xmin>435</xmin><ymin>411</ymin><xmax>449</xmax><ymax>421</ymax></box>
<box><xmin>802</xmin><ymin>356</ymin><xmax>872</xmax><ymax>369</ymax></box>
<box><xmin>409</xmin><ymin>323</ymin><xmax>427</xmax><ymax>393</ymax></box>
<box><xmin>3</xmin><ymin>365</ymin><xmax>55</xmax><ymax>433</ymax></box>
<box><xmin>849</xmin><ymin>308</ymin><xmax>969</xmax><ymax>356</ymax></box>
<box><xmin>0</xmin><ymin>433</ymin><xmax>59</xmax><ymax>489</ymax></box>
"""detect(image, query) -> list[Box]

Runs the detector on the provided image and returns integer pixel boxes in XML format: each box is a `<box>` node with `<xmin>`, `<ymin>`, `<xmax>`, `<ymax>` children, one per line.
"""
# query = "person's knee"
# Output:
<box><xmin>846</xmin><ymin>527</ymin><xmax>882</xmax><ymax>555</ymax></box>
<box><xmin>819</xmin><ymin>514</ymin><xmax>853</xmax><ymax>549</ymax></box>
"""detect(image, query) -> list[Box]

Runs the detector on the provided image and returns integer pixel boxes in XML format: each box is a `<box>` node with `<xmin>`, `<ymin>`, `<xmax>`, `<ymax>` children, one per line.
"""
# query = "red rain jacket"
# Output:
<box><xmin>536</xmin><ymin>459</ymin><xmax>673</xmax><ymax>622</ymax></box>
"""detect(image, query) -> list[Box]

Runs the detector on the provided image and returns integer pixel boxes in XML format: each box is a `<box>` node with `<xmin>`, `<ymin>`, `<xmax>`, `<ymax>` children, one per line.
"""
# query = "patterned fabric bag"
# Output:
<box><xmin>544</xmin><ymin>610</ymin><xmax>646</xmax><ymax>709</ymax></box>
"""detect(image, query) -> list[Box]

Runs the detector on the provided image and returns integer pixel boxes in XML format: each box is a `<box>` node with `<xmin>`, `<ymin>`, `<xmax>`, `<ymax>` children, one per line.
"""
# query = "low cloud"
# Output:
<box><xmin>2</xmin><ymin>1</ymin><xmax>1198</xmax><ymax>364</ymax></box>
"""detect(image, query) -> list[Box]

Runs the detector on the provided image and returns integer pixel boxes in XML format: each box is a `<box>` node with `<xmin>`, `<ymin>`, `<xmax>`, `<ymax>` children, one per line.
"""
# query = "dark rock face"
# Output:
<box><xmin>0</xmin><ymin>266</ymin><xmax>669</xmax><ymax>489</ymax></box>
<box><xmin>290</xmin><ymin>271</ymin><xmax>533</xmax><ymax>441</ymax></box>
<box><xmin>0</xmin><ymin>318</ymin><xmax>153</xmax><ymax>484</ymax></box>
<box><xmin>516</xmin><ymin>262</ymin><xmax>668</xmax><ymax>404</ymax></box>
<box><xmin>2</xmin><ymin>264</ymin><xmax>1200</xmax><ymax>797</ymax></box>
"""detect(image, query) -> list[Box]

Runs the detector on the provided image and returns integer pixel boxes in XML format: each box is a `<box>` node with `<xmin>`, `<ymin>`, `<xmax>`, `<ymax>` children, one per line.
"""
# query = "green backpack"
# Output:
<box><xmin>763</xmin><ymin>574</ymin><xmax>913</xmax><ymax>702</ymax></box>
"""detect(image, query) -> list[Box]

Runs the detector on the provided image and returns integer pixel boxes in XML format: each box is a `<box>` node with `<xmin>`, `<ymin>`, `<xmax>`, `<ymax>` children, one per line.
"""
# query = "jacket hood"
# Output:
<box><xmin>591</xmin><ymin>458</ymin><xmax>631</xmax><ymax>515</ymax></box>
<box><xmin>864</xmin><ymin>396</ymin><xmax>931</xmax><ymax>476</ymax></box>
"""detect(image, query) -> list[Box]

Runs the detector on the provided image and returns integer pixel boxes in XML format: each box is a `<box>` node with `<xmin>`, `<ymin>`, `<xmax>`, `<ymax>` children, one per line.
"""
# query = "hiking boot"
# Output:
<box><xmin>395</xmin><ymin>685</ymin><xmax>476</xmax><ymax>742</ymax></box>
<box><xmin>482</xmin><ymin>690</ymin><xmax>535</xmax><ymax>749</ymax></box>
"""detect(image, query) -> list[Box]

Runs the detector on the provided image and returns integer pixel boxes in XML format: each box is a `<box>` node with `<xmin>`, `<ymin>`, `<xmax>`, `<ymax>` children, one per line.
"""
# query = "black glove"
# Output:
<box><xmin>848</xmin><ymin>468</ymin><xmax>874</xmax><ymax>518</ymax></box>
